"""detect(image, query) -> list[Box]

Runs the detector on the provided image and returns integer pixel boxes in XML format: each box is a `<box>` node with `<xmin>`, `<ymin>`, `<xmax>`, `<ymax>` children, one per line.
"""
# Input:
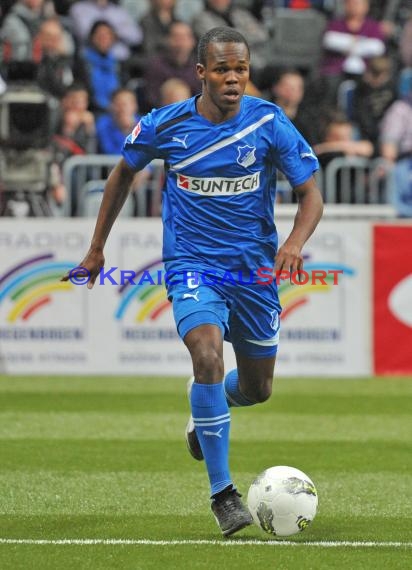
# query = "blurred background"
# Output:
<box><xmin>0</xmin><ymin>0</ymin><xmax>411</xmax><ymax>377</ymax></box>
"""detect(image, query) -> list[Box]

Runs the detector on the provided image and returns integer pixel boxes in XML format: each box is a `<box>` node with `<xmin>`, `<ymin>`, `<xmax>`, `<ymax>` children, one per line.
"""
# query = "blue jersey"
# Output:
<box><xmin>122</xmin><ymin>95</ymin><xmax>318</xmax><ymax>276</ymax></box>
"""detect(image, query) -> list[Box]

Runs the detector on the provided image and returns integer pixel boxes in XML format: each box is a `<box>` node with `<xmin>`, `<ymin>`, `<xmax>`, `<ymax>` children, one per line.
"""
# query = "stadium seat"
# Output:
<box><xmin>267</xmin><ymin>9</ymin><xmax>327</xmax><ymax>73</ymax></box>
<box><xmin>62</xmin><ymin>156</ymin><xmax>165</xmax><ymax>217</ymax></box>
<box><xmin>398</xmin><ymin>67</ymin><xmax>412</xmax><ymax>99</ymax></box>
<box><xmin>337</xmin><ymin>79</ymin><xmax>356</xmax><ymax>120</ymax></box>
<box><xmin>76</xmin><ymin>180</ymin><xmax>135</xmax><ymax>217</ymax></box>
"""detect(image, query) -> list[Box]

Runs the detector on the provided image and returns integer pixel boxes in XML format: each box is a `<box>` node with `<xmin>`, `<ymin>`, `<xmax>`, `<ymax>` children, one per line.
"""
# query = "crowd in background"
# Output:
<box><xmin>1</xmin><ymin>0</ymin><xmax>412</xmax><ymax>216</ymax></box>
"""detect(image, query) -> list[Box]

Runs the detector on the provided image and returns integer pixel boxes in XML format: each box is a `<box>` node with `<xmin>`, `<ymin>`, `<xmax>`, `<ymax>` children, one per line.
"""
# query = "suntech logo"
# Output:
<box><xmin>115</xmin><ymin>260</ymin><xmax>170</xmax><ymax>322</ymax></box>
<box><xmin>0</xmin><ymin>254</ymin><xmax>77</xmax><ymax>322</ymax></box>
<box><xmin>176</xmin><ymin>172</ymin><xmax>260</xmax><ymax>195</ymax></box>
<box><xmin>279</xmin><ymin>262</ymin><xmax>355</xmax><ymax>320</ymax></box>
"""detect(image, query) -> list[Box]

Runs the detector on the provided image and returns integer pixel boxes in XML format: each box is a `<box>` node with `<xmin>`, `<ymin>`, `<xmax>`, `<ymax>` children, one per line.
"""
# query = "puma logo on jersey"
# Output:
<box><xmin>172</xmin><ymin>134</ymin><xmax>189</xmax><ymax>148</ymax></box>
<box><xmin>183</xmin><ymin>291</ymin><xmax>200</xmax><ymax>301</ymax></box>
<box><xmin>202</xmin><ymin>428</ymin><xmax>223</xmax><ymax>438</ymax></box>
<box><xmin>300</xmin><ymin>150</ymin><xmax>316</xmax><ymax>160</ymax></box>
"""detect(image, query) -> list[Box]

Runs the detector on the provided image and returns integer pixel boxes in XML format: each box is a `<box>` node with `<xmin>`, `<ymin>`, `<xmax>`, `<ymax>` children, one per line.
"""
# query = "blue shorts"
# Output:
<box><xmin>167</xmin><ymin>271</ymin><xmax>281</xmax><ymax>359</ymax></box>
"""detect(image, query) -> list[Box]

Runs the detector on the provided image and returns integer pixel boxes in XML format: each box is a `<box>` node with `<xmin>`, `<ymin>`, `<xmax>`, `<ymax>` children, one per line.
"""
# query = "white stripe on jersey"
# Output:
<box><xmin>244</xmin><ymin>332</ymin><xmax>280</xmax><ymax>346</ymax></box>
<box><xmin>193</xmin><ymin>412</ymin><xmax>231</xmax><ymax>428</ymax></box>
<box><xmin>169</xmin><ymin>113</ymin><xmax>275</xmax><ymax>171</ymax></box>
<box><xmin>192</xmin><ymin>413</ymin><xmax>230</xmax><ymax>422</ymax></box>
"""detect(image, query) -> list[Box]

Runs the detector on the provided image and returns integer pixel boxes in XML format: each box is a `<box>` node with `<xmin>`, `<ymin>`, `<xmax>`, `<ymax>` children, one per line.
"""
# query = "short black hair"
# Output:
<box><xmin>197</xmin><ymin>27</ymin><xmax>250</xmax><ymax>66</ymax></box>
<box><xmin>88</xmin><ymin>19</ymin><xmax>116</xmax><ymax>40</ymax></box>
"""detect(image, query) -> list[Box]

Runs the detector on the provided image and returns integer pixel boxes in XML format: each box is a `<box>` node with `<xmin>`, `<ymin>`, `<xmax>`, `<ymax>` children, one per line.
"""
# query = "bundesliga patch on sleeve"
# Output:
<box><xmin>131</xmin><ymin>121</ymin><xmax>142</xmax><ymax>142</ymax></box>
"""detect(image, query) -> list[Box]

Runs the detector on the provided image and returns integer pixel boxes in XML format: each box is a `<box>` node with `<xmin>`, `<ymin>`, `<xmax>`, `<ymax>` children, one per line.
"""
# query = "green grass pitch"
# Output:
<box><xmin>0</xmin><ymin>375</ymin><xmax>411</xmax><ymax>569</ymax></box>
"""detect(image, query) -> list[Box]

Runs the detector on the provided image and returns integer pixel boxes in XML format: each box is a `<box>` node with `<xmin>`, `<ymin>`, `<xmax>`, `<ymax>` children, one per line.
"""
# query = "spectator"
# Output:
<box><xmin>319</xmin><ymin>0</ymin><xmax>386</xmax><ymax>102</ymax></box>
<box><xmin>139</xmin><ymin>0</ymin><xmax>179</xmax><ymax>57</ymax></box>
<box><xmin>0</xmin><ymin>0</ymin><xmax>46</xmax><ymax>63</ymax></box>
<box><xmin>380</xmin><ymin>93</ymin><xmax>412</xmax><ymax>162</ymax></box>
<box><xmin>352</xmin><ymin>56</ymin><xmax>396</xmax><ymax>153</ymax></box>
<box><xmin>265</xmin><ymin>67</ymin><xmax>320</xmax><ymax>203</ymax></box>
<box><xmin>400</xmin><ymin>15</ymin><xmax>412</xmax><ymax>68</ymax></box>
<box><xmin>231</xmin><ymin>0</ymin><xmax>270</xmax><ymax>20</ymax></box>
<box><xmin>96</xmin><ymin>86</ymin><xmax>160</xmax><ymax>215</ymax></box>
<box><xmin>96</xmin><ymin>87</ymin><xmax>140</xmax><ymax>154</ymax></box>
<box><xmin>268</xmin><ymin>67</ymin><xmax>320</xmax><ymax>144</ymax></box>
<box><xmin>36</xmin><ymin>17</ymin><xmax>87</xmax><ymax>98</ymax></box>
<box><xmin>68</xmin><ymin>0</ymin><xmax>142</xmax><ymax>61</ymax></box>
<box><xmin>143</xmin><ymin>20</ymin><xmax>201</xmax><ymax>110</ymax></box>
<box><xmin>53</xmin><ymin>83</ymin><xmax>96</xmax><ymax>163</ymax></box>
<box><xmin>369</xmin><ymin>0</ymin><xmax>412</xmax><ymax>38</ymax></box>
<box><xmin>313</xmin><ymin>110</ymin><xmax>374</xmax><ymax>203</ymax></box>
<box><xmin>81</xmin><ymin>20</ymin><xmax>121</xmax><ymax>113</ymax></box>
<box><xmin>367</xmin><ymin>1</ymin><xmax>412</xmax><ymax>64</ymax></box>
<box><xmin>159</xmin><ymin>77</ymin><xmax>192</xmax><ymax>105</ymax></box>
<box><xmin>269</xmin><ymin>69</ymin><xmax>305</xmax><ymax>120</ymax></box>
<box><xmin>50</xmin><ymin>1</ymin><xmax>78</xmax><ymax>17</ymax></box>
<box><xmin>380</xmin><ymin>91</ymin><xmax>412</xmax><ymax>216</ymax></box>
<box><xmin>52</xmin><ymin>83</ymin><xmax>97</xmax><ymax>212</ymax></box>
<box><xmin>192</xmin><ymin>0</ymin><xmax>268</xmax><ymax>73</ymax></box>
<box><xmin>314</xmin><ymin>110</ymin><xmax>373</xmax><ymax>169</ymax></box>
<box><xmin>0</xmin><ymin>1</ymin><xmax>17</xmax><ymax>25</ymax></box>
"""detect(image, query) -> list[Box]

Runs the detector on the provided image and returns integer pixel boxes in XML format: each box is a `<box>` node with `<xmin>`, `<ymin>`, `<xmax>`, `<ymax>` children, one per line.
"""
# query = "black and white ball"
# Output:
<box><xmin>247</xmin><ymin>465</ymin><xmax>318</xmax><ymax>537</ymax></box>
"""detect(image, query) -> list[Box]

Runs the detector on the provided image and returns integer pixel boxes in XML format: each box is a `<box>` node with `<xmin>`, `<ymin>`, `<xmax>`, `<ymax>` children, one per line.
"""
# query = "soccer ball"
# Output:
<box><xmin>247</xmin><ymin>465</ymin><xmax>318</xmax><ymax>537</ymax></box>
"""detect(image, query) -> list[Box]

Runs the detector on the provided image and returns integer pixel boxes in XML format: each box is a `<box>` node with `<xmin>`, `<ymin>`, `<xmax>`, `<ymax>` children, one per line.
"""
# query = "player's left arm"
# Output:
<box><xmin>275</xmin><ymin>176</ymin><xmax>323</xmax><ymax>275</ymax></box>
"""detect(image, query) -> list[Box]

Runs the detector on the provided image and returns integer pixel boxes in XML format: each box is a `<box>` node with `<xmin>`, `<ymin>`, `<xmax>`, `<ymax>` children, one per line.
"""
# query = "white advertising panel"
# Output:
<box><xmin>0</xmin><ymin>219</ymin><xmax>371</xmax><ymax>376</ymax></box>
<box><xmin>275</xmin><ymin>220</ymin><xmax>371</xmax><ymax>376</ymax></box>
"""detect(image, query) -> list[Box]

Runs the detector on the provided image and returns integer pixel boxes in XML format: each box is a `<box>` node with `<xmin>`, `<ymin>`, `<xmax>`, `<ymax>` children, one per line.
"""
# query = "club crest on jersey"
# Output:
<box><xmin>131</xmin><ymin>121</ymin><xmax>142</xmax><ymax>142</ymax></box>
<box><xmin>237</xmin><ymin>145</ymin><xmax>256</xmax><ymax>168</ymax></box>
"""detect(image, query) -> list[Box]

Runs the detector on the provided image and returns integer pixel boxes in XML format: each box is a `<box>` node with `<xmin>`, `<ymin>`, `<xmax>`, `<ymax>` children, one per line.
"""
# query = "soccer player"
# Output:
<box><xmin>62</xmin><ymin>27</ymin><xmax>323</xmax><ymax>536</ymax></box>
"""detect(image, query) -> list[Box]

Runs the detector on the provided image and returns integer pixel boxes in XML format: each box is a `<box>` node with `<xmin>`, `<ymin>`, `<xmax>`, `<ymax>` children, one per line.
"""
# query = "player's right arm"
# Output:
<box><xmin>61</xmin><ymin>158</ymin><xmax>136</xmax><ymax>288</ymax></box>
<box><xmin>62</xmin><ymin>112</ymin><xmax>159</xmax><ymax>288</ymax></box>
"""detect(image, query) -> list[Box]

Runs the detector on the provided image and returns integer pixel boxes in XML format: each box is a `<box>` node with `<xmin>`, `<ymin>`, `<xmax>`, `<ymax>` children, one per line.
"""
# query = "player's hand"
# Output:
<box><xmin>60</xmin><ymin>248</ymin><xmax>105</xmax><ymax>290</ymax></box>
<box><xmin>274</xmin><ymin>242</ymin><xmax>304</xmax><ymax>283</ymax></box>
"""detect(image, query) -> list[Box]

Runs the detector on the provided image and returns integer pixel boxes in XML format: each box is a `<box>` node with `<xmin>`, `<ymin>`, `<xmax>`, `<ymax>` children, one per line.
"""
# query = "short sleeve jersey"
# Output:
<box><xmin>122</xmin><ymin>95</ymin><xmax>318</xmax><ymax>275</ymax></box>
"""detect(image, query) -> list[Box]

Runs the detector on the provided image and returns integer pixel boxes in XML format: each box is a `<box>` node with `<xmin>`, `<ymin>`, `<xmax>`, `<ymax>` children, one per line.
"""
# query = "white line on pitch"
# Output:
<box><xmin>0</xmin><ymin>539</ymin><xmax>411</xmax><ymax>548</ymax></box>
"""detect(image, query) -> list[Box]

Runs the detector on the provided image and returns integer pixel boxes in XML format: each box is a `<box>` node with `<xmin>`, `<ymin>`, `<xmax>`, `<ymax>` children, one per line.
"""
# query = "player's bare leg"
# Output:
<box><xmin>184</xmin><ymin>324</ymin><xmax>222</xmax><ymax>460</ymax></box>
<box><xmin>183</xmin><ymin>324</ymin><xmax>253</xmax><ymax>536</ymax></box>
<box><xmin>235</xmin><ymin>353</ymin><xmax>276</xmax><ymax>404</ymax></box>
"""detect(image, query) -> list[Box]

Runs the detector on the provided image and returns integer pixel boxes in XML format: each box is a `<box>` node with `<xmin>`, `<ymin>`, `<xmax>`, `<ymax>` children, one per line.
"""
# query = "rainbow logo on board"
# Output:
<box><xmin>0</xmin><ymin>254</ymin><xmax>76</xmax><ymax>322</ymax></box>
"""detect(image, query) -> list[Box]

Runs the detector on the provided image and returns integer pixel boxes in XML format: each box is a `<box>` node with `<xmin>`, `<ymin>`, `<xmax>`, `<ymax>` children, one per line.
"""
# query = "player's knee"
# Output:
<box><xmin>192</xmin><ymin>347</ymin><xmax>224</xmax><ymax>383</ymax></box>
<box><xmin>243</xmin><ymin>378</ymin><xmax>273</xmax><ymax>403</ymax></box>
<box><xmin>253</xmin><ymin>383</ymin><xmax>272</xmax><ymax>403</ymax></box>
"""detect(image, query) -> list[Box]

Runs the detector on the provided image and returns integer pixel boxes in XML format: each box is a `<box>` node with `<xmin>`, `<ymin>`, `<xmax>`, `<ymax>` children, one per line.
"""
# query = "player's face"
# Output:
<box><xmin>197</xmin><ymin>42</ymin><xmax>250</xmax><ymax>119</ymax></box>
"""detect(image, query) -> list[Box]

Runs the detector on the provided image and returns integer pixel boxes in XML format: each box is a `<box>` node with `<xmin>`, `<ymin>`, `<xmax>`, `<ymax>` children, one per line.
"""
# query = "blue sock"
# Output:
<box><xmin>190</xmin><ymin>382</ymin><xmax>232</xmax><ymax>496</ymax></box>
<box><xmin>223</xmin><ymin>369</ymin><xmax>255</xmax><ymax>407</ymax></box>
